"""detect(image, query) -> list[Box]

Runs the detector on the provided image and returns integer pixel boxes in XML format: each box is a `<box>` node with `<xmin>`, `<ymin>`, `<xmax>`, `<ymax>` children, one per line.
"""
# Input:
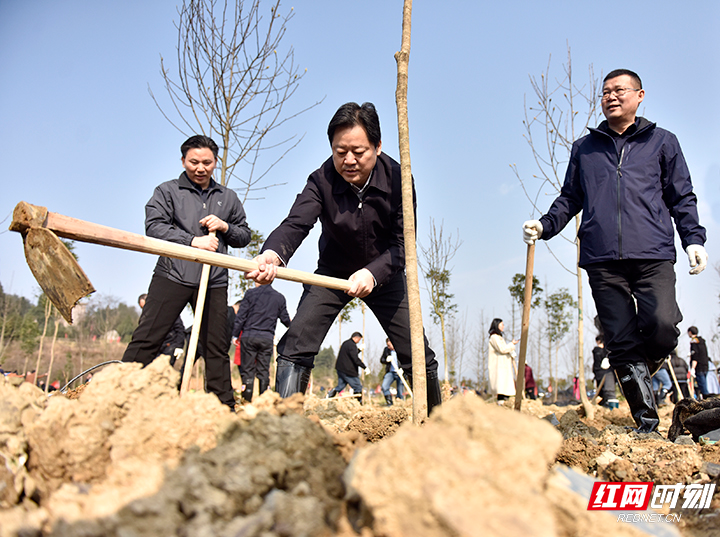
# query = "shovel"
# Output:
<box><xmin>10</xmin><ymin>201</ymin><xmax>351</xmax><ymax>323</ymax></box>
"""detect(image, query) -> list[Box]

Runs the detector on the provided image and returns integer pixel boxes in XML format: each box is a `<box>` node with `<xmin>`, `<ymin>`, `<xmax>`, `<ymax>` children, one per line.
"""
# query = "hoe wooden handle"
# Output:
<box><xmin>11</xmin><ymin>202</ymin><xmax>351</xmax><ymax>292</ymax></box>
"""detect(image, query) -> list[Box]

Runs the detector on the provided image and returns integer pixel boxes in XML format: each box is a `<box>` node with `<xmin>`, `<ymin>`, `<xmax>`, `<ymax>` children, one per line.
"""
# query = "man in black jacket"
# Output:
<box><xmin>327</xmin><ymin>332</ymin><xmax>366</xmax><ymax>401</ymax></box>
<box><xmin>379</xmin><ymin>338</ymin><xmax>403</xmax><ymax>405</ymax></box>
<box><xmin>592</xmin><ymin>335</ymin><xmax>615</xmax><ymax>407</ymax></box>
<box><xmin>122</xmin><ymin>135</ymin><xmax>251</xmax><ymax>409</ymax></box>
<box><xmin>688</xmin><ymin>326</ymin><xmax>710</xmax><ymax>399</ymax></box>
<box><xmin>246</xmin><ymin>102</ymin><xmax>442</xmax><ymax>414</ymax></box>
<box><xmin>522</xmin><ymin>69</ymin><xmax>708</xmax><ymax>433</ymax></box>
<box><xmin>232</xmin><ymin>283</ymin><xmax>291</xmax><ymax>402</ymax></box>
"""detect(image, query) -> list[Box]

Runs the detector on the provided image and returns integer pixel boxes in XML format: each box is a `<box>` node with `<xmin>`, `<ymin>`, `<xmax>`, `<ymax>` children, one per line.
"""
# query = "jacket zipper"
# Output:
<box><xmin>616</xmin><ymin>146</ymin><xmax>625</xmax><ymax>259</ymax></box>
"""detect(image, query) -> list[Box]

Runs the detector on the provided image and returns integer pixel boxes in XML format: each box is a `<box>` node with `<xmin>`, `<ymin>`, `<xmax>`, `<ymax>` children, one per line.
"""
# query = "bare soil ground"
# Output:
<box><xmin>1</xmin><ymin>359</ymin><xmax>718</xmax><ymax>536</ymax></box>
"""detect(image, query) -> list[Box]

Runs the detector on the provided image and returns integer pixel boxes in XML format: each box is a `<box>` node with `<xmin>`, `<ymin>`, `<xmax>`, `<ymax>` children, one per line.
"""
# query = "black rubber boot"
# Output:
<box><xmin>241</xmin><ymin>387</ymin><xmax>253</xmax><ymax>403</ymax></box>
<box><xmin>326</xmin><ymin>388</ymin><xmax>337</xmax><ymax>398</ymax></box>
<box><xmin>275</xmin><ymin>357</ymin><xmax>311</xmax><ymax>398</ymax></box>
<box><xmin>404</xmin><ymin>369</ymin><xmax>443</xmax><ymax>416</ymax></box>
<box><xmin>615</xmin><ymin>362</ymin><xmax>660</xmax><ymax>433</ymax></box>
<box><xmin>426</xmin><ymin>370</ymin><xmax>443</xmax><ymax>416</ymax></box>
<box><xmin>384</xmin><ymin>395</ymin><xmax>394</xmax><ymax>406</ymax></box>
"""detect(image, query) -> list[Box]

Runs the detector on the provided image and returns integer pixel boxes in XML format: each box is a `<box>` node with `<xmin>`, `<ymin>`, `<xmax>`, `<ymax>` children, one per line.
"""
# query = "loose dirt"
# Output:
<box><xmin>1</xmin><ymin>360</ymin><xmax>718</xmax><ymax>536</ymax></box>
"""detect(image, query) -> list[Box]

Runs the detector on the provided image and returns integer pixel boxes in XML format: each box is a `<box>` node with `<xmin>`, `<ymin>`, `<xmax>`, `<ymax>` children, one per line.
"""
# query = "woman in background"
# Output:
<box><xmin>488</xmin><ymin>318</ymin><xmax>518</xmax><ymax>404</ymax></box>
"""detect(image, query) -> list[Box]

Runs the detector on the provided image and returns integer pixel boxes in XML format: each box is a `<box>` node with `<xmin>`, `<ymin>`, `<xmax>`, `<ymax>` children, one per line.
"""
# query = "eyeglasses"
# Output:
<box><xmin>600</xmin><ymin>88</ymin><xmax>641</xmax><ymax>101</ymax></box>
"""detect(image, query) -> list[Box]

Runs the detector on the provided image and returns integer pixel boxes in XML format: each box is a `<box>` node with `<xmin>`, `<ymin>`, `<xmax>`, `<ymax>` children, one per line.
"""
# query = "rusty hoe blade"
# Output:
<box><xmin>10</xmin><ymin>202</ymin><xmax>95</xmax><ymax>324</ymax></box>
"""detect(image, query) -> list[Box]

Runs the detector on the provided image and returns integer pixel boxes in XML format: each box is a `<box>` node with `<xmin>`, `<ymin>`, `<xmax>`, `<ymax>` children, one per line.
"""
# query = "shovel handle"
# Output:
<box><xmin>11</xmin><ymin>202</ymin><xmax>351</xmax><ymax>292</ymax></box>
<box><xmin>514</xmin><ymin>242</ymin><xmax>535</xmax><ymax>410</ymax></box>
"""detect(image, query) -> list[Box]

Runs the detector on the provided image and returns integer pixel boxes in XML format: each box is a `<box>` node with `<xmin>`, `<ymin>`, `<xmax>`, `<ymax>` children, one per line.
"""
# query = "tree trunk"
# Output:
<box><xmin>33</xmin><ymin>300</ymin><xmax>52</xmax><ymax>383</ymax></box>
<box><xmin>440</xmin><ymin>312</ymin><xmax>449</xmax><ymax>385</ymax></box>
<box><xmin>575</xmin><ymin>218</ymin><xmax>593</xmax><ymax>418</ymax></box>
<box><xmin>395</xmin><ymin>0</ymin><xmax>427</xmax><ymax>424</ymax></box>
<box><xmin>45</xmin><ymin>318</ymin><xmax>60</xmax><ymax>394</ymax></box>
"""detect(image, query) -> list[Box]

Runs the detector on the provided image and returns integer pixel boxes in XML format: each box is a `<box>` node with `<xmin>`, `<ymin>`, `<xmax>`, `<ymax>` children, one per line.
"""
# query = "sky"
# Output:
<box><xmin>1</xmin><ymin>1</ymin><xmax>719</xmax><ymax>383</ymax></box>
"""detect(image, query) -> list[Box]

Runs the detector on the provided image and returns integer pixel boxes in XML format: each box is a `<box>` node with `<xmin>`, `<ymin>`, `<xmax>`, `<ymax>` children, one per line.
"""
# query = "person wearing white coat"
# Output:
<box><xmin>488</xmin><ymin>318</ymin><xmax>518</xmax><ymax>403</ymax></box>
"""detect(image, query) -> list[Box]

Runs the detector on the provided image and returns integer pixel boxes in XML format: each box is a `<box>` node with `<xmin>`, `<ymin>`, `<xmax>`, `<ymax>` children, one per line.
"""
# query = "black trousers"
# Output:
<box><xmin>122</xmin><ymin>274</ymin><xmax>234</xmax><ymax>408</ymax></box>
<box><xmin>239</xmin><ymin>336</ymin><xmax>273</xmax><ymax>396</ymax></box>
<box><xmin>585</xmin><ymin>260</ymin><xmax>682</xmax><ymax>368</ymax></box>
<box><xmin>277</xmin><ymin>271</ymin><xmax>438</xmax><ymax>374</ymax></box>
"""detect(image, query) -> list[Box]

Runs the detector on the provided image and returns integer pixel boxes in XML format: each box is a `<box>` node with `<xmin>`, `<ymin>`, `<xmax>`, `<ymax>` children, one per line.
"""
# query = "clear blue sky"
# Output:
<box><xmin>1</xmin><ymin>1</ymin><xmax>719</xmax><ymax>382</ymax></box>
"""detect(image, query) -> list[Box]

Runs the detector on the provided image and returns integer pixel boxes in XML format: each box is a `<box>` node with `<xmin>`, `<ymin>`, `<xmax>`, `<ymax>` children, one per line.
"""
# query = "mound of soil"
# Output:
<box><xmin>1</xmin><ymin>361</ymin><xmax>718</xmax><ymax>536</ymax></box>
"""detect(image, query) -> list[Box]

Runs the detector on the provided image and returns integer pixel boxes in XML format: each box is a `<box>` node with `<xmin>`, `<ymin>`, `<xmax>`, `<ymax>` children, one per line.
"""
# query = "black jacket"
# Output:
<box><xmin>379</xmin><ymin>346</ymin><xmax>398</xmax><ymax>375</ymax></box>
<box><xmin>592</xmin><ymin>345</ymin><xmax>610</xmax><ymax>377</ymax></box>
<box><xmin>335</xmin><ymin>338</ymin><xmax>367</xmax><ymax>377</ymax></box>
<box><xmin>690</xmin><ymin>336</ymin><xmax>709</xmax><ymax>372</ymax></box>
<box><xmin>232</xmin><ymin>285</ymin><xmax>291</xmax><ymax>341</ymax></box>
<box><xmin>261</xmin><ymin>153</ymin><xmax>414</xmax><ymax>287</ymax></box>
<box><xmin>146</xmin><ymin>172</ymin><xmax>251</xmax><ymax>287</ymax></box>
<box><xmin>540</xmin><ymin>118</ymin><xmax>705</xmax><ymax>267</ymax></box>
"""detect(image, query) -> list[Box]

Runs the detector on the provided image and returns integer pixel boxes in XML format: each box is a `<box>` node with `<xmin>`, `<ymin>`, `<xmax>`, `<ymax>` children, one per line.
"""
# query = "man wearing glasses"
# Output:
<box><xmin>522</xmin><ymin>69</ymin><xmax>707</xmax><ymax>434</ymax></box>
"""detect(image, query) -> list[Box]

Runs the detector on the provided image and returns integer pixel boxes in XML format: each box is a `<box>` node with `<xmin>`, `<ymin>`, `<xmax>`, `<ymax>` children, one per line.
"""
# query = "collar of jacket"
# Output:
<box><xmin>588</xmin><ymin>116</ymin><xmax>656</xmax><ymax>140</ymax></box>
<box><xmin>177</xmin><ymin>171</ymin><xmax>222</xmax><ymax>193</ymax></box>
<box><xmin>329</xmin><ymin>154</ymin><xmax>393</xmax><ymax>197</ymax></box>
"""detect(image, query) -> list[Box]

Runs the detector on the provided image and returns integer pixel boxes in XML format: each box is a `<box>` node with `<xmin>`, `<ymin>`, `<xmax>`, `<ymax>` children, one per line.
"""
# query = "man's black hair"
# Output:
<box><xmin>688</xmin><ymin>325</ymin><xmax>699</xmax><ymax>336</ymax></box>
<box><xmin>351</xmin><ymin>331</ymin><xmax>363</xmax><ymax>339</ymax></box>
<box><xmin>181</xmin><ymin>135</ymin><xmax>219</xmax><ymax>159</ymax></box>
<box><xmin>488</xmin><ymin>318</ymin><xmax>504</xmax><ymax>336</ymax></box>
<box><xmin>595</xmin><ymin>335</ymin><xmax>604</xmax><ymax>344</ymax></box>
<box><xmin>604</xmin><ymin>69</ymin><xmax>642</xmax><ymax>89</ymax></box>
<box><xmin>327</xmin><ymin>102</ymin><xmax>381</xmax><ymax>148</ymax></box>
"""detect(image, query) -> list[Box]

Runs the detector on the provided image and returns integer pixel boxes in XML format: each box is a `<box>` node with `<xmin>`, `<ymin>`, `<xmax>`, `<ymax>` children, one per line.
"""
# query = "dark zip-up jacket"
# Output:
<box><xmin>539</xmin><ymin>117</ymin><xmax>706</xmax><ymax>267</ymax></box>
<box><xmin>232</xmin><ymin>284</ymin><xmax>291</xmax><ymax>341</ymax></box>
<box><xmin>261</xmin><ymin>153</ymin><xmax>413</xmax><ymax>287</ymax></box>
<box><xmin>336</xmin><ymin>338</ymin><xmax>367</xmax><ymax>377</ymax></box>
<box><xmin>146</xmin><ymin>172</ymin><xmax>251</xmax><ymax>287</ymax></box>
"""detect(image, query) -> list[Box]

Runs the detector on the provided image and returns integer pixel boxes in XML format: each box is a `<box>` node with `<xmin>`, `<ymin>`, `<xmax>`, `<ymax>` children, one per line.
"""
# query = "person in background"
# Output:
<box><xmin>524</xmin><ymin>363</ymin><xmax>537</xmax><ymax>400</ymax></box>
<box><xmin>327</xmin><ymin>332</ymin><xmax>366</xmax><ymax>402</ymax></box>
<box><xmin>668</xmin><ymin>349</ymin><xmax>690</xmax><ymax>403</ymax></box>
<box><xmin>232</xmin><ymin>282</ymin><xmax>291</xmax><ymax>402</ymax></box>
<box><xmin>523</xmin><ymin>69</ymin><xmax>707</xmax><ymax>433</ymax></box>
<box><xmin>688</xmin><ymin>326</ymin><xmax>710</xmax><ymax>399</ymax></box>
<box><xmin>488</xmin><ymin>318</ymin><xmax>517</xmax><ymax>404</ymax></box>
<box><xmin>592</xmin><ymin>335</ymin><xmax>615</xmax><ymax>407</ymax></box>
<box><xmin>138</xmin><ymin>293</ymin><xmax>186</xmax><ymax>366</ymax></box>
<box><xmin>379</xmin><ymin>338</ymin><xmax>404</xmax><ymax>405</ymax></box>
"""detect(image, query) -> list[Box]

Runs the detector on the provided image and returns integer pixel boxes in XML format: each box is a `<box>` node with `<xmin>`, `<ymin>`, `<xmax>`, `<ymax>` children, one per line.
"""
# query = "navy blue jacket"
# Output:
<box><xmin>232</xmin><ymin>284</ymin><xmax>291</xmax><ymax>341</ymax></box>
<box><xmin>261</xmin><ymin>153</ymin><xmax>413</xmax><ymax>287</ymax></box>
<box><xmin>146</xmin><ymin>172</ymin><xmax>251</xmax><ymax>287</ymax></box>
<box><xmin>539</xmin><ymin>117</ymin><xmax>706</xmax><ymax>267</ymax></box>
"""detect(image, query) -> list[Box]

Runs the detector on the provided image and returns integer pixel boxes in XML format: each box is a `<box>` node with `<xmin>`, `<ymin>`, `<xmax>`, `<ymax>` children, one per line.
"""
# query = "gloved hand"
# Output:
<box><xmin>686</xmin><ymin>244</ymin><xmax>708</xmax><ymax>275</ymax></box>
<box><xmin>522</xmin><ymin>220</ymin><xmax>543</xmax><ymax>245</ymax></box>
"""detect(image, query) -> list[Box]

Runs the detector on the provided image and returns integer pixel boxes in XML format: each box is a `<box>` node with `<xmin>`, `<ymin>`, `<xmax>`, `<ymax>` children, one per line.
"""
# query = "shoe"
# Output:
<box><xmin>615</xmin><ymin>362</ymin><xmax>660</xmax><ymax>433</ymax></box>
<box><xmin>384</xmin><ymin>395</ymin><xmax>393</xmax><ymax>406</ymax></box>
<box><xmin>326</xmin><ymin>388</ymin><xmax>337</xmax><ymax>399</ymax></box>
<box><xmin>275</xmin><ymin>357</ymin><xmax>311</xmax><ymax>398</ymax></box>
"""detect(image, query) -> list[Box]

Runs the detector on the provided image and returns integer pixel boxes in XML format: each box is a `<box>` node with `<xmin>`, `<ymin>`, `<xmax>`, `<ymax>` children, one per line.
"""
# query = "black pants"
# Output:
<box><xmin>594</xmin><ymin>370</ymin><xmax>616</xmax><ymax>403</ymax></box>
<box><xmin>239</xmin><ymin>336</ymin><xmax>273</xmax><ymax>396</ymax></box>
<box><xmin>586</xmin><ymin>260</ymin><xmax>682</xmax><ymax>368</ymax></box>
<box><xmin>122</xmin><ymin>274</ymin><xmax>234</xmax><ymax>408</ymax></box>
<box><xmin>277</xmin><ymin>271</ymin><xmax>438</xmax><ymax>374</ymax></box>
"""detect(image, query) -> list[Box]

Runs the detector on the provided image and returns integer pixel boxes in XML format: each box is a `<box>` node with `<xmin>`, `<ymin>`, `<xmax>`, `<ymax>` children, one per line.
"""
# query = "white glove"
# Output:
<box><xmin>522</xmin><ymin>220</ymin><xmax>543</xmax><ymax>245</ymax></box>
<box><xmin>686</xmin><ymin>244</ymin><xmax>708</xmax><ymax>275</ymax></box>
